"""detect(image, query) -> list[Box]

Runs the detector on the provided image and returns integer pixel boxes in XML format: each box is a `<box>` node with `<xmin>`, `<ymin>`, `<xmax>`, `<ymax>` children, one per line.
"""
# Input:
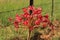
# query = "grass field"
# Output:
<box><xmin>0</xmin><ymin>0</ymin><xmax>60</xmax><ymax>40</ymax></box>
<box><xmin>0</xmin><ymin>0</ymin><xmax>60</xmax><ymax>26</ymax></box>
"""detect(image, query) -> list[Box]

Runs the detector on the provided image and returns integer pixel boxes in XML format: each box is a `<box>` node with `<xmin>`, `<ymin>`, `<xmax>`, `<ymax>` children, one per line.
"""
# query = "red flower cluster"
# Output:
<box><xmin>9</xmin><ymin>6</ymin><xmax>54</xmax><ymax>31</ymax></box>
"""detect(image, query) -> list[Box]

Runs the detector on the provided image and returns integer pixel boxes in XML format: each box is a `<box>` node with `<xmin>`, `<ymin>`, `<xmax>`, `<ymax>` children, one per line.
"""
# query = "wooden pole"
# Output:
<box><xmin>27</xmin><ymin>0</ymin><xmax>34</xmax><ymax>40</ymax></box>
<box><xmin>27</xmin><ymin>0</ymin><xmax>33</xmax><ymax>40</ymax></box>
<box><xmin>51</xmin><ymin>0</ymin><xmax>54</xmax><ymax>21</ymax></box>
<box><xmin>30</xmin><ymin>0</ymin><xmax>33</xmax><ymax>6</ymax></box>
<box><xmin>30</xmin><ymin>0</ymin><xmax>34</xmax><ymax>15</ymax></box>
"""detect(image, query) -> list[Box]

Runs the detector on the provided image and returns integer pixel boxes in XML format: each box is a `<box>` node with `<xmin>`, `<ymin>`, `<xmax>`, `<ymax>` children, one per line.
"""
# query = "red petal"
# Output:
<box><xmin>15</xmin><ymin>14</ymin><xmax>22</xmax><ymax>22</ymax></box>
<box><xmin>23</xmin><ymin>12</ymin><xmax>30</xmax><ymax>18</ymax></box>
<box><xmin>29</xmin><ymin>26</ymin><xmax>34</xmax><ymax>31</ymax></box>
<box><xmin>37</xmin><ymin>7</ymin><xmax>42</xmax><ymax>14</ymax></box>
<box><xmin>22</xmin><ymin>8</ymin><xmax>27</xmax><ymax>13</ymax></box>
<box><xmin>44</xmin><ymin>14</ymin><xmax>49</xmax><ymax>18</ymax></box>
<box><xmin>35</xmin><ymin>19</ymin><xmax>41</xmax><ymax>25</ymax></box>
<box><xmin>8</xmin><ymin>17</ymin><xmax>12</xmax><ymax>22</ymax></box>
<box><xmin>42</xmin><ymin>22</ymin><xmax>47</xmax><ymax>28</ymax></box>
<box><xmin>23</xmin><ymin>20</ymin><xmax>29</xmax><ymax>26</ymax></box>
<box><xmin>14</xmin><ymin>21</ymin><xmax>19</xmax><ymax>28</ymax></box>
<box><xmin>28</xmin><ymin>6</ymin><xmax>34</xmax><ymax>11</ymax></box>
<box><xmin>38</xmin><ymin>14</ymin><xmax>43</xmax><ymax>20</ymax></box>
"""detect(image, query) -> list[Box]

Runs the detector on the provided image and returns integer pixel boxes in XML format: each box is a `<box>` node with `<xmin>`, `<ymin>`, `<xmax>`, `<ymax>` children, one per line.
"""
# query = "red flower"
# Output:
<box><xmin>27</xmin><ymin>15</ymin><xmax>33</xmax><ymax>20</ymax></box>
<box><xmin>35</xmin><ymin>19</ymin><xmax>41</xmax><ymax>25</ymax></box>
<box><xmin>29</xmin><ymin>26</ymin><xmax>34</xmax><ymax>31</ymax></box>
<box><xmin>44</xmin><ymin>14</ymin><xmax>49</xmax><ymax>18</ymax></box>
<box><xmin>33</xmin><ymin>9</ymin><xmax>42</xmax><ymax>15</ymax></box>
<box><xmin>50</xmin><ymin>25</ymin><xmax>54</xmax><ymax>30</ymax></box>
<box><xmin>38</xmin><ymin>14</ymin><xmax>43</xmax><ymax>20</ymax></box>
<box><xmin>49</xmin><ymin>23</ymin><xmax>54</xmax><ymax>30</ymax></box>
<box><xmin>8</xmin><ymin>17</ymin><xmax>12</xmax><ymax>22</ymax></box>
<box><xmin>22</xmin><ymin>8</ymin><xmax>27</xmax><ymax>13</ymax></box>
<box><xmin>23</xmin><ymin>20</ymin><xmax>29</xmax><ymax>26</ymax></box>
<box><xmin>37</xmin><ymin>7</ymin><xmax>42</xmax><ymax>14</ymax></box>
<box><xmin>33</xmin><ymin>9</ymin><xmax>37</xmax><ymax>15</ymax></box>
<box><xmin>37</xmin><ymin>7</ymin><xmax>42</xmax><ymax>11</ymax></box>
<box><xmin>33</xmin><ymin>7</ymin><xmax>42</xmax><ymax>15</ymax></box>
<box><xmin>47</xmin><ymin>19</ymin><xmax>50</xmax><ymax>24</ymax></box>
<box><xmin>42</xmin><ymin>17</ymin><xmax>50</xmax><ymax>23</ymax></box>
<box><xmin>23</xmin><ymin>12</ymin><xmax>30</xmax><ymax>18</ymax></box>
<box><xmin>14</xmin><ymin>21</ymin><xmax>19</xmax><ymax>28</ymax></box>
<box><xmin>28</xmin><ymin>6</ymin><xmax>35</xmax><ymax>11</ymax></box>
<box><xmin>43</xmin><ymin>19</ymin><xmax>48</xmax><ymax>22</ymax></box>
<box><xmin>15</xmin><ymin>14</ymin><xmax>22</xmax><ymax>22</ymax></box>
<box><xmin>42</xmin><ymin>22</ymin><xmax>47</xmax><ymax>28</ymax></box>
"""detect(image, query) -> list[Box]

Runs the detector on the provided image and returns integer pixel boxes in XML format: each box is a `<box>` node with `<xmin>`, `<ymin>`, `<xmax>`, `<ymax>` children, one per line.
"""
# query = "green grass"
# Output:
<box><xmin>0</xmin><ymin>0</ymin><xmax>60</xmax><ymax>26</ymax></box>
<box><xmin>0</xmin><ymin>0</ymin><xmax>60</xmax><ymax>40</ymax></box>
<box><xmin>0</xmin><ymin>25</ymin><xmax>28</xmax><ymax>40</ymax></box>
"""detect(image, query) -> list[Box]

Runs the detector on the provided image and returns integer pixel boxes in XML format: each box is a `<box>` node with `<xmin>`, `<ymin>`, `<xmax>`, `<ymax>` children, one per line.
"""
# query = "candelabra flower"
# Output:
<box><xmin>8</xmin><ymin>6</ymin><xmax>54</xmax><ymax>32</ymax></box>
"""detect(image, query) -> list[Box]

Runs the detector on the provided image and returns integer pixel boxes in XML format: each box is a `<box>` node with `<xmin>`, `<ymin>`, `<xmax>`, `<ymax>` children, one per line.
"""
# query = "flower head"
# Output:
<box><xmin>38</xmin><ymin>14</ymin><xmax>43</xmax><ymax>20</ymax></box>
<box><xmin>29</xmin><ymin>26</ymin><xmax>34</xmax><ymax>31</ymax></box>
<box><xmin>15</xmin><ymin>14</ymin><xmax>22</xmax><ymax>22</ymax></box>
<box><xmin>42</xmin><ymin>22</ymin><xmax>47</xmax><ymax>28</ymax></box>
<box><xmin>35</xmin><ymin>19</ymin><xmax>41</xmax><ymax>25</ymax></box>
<box><xmin>23</xmin><ymin>12</ymin><xmax>30</xmax><ymax>18</ymax></box>
<box><xmin>44</xmin><ymin>14</ymin><xmax>49</xmax><ymax>18</ymax></box>
<box><xmin>14</xmin><ymin>20</ymin><xmax>19</xmax><ymax>28</ymax></box>
<box><xmin>22</xmin><ymin>8</ymin><xmax>27</xmax><ymax>13</ymax></box>
<box><xmin>28</xmin><ymin>6</ymin><xmax>35</xmax><ymax>11</ymax></box>
<box><xmin>8</xmin><ymin>17</ymin><xmax>12</xmax><ymax>22</ymax></box>
<box><xmin>23</xmin><ymin>20</ymin><xmax>29</xmax><ymax>26</ymax></box>
<box><xmin>37</xmin><ymin>7</ymin><xmax>42</xmax><ymax>14</ymax></box>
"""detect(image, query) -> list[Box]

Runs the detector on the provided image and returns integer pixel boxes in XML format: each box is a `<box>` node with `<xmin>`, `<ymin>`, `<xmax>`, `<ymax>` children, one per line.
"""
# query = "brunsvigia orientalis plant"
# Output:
<box><xmin>8</xmin><ymin>6</ymin><xmax>54</xmax><ymax>40</ymax></box>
